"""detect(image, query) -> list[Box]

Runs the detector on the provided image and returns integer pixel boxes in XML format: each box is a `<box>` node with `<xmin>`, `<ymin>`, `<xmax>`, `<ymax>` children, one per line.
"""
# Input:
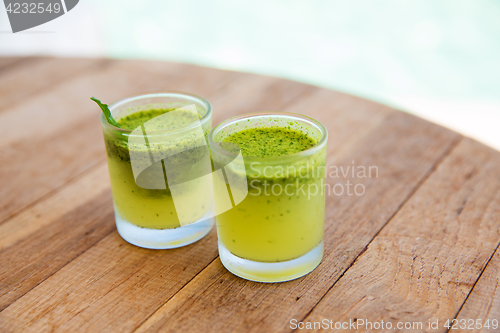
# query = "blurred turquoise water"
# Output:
<box><xmin>95</xmin><ymin>0</ymin><xmax>500</xmax><ymax>103</ymax></box>
<box><xmin>1</xmin><ymin>0</ymin><xmax>499</xmax><ymax>148</ymax></box>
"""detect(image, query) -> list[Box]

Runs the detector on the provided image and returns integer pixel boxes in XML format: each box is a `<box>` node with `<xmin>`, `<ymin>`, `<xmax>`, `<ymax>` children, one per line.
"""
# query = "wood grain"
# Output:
<box><xmin>0</xmin><ymin>189</ymin><xmax>115</xmax><ymax>311</ymax></box>
<box><xmin>455</xmin><ymin>247</ymin><xmax>500</xmax><ymax>333</ymax></box>
<box><xmin>0</xmin><ymin>114</ymin><xmax>107</xmax><ymax>223</ymax></box>
<box><xmin>1</xmin><ymin>58</ymin><xmax>499</xmax><ymax>333</ymax></box>
<box><xmin>301</xmin><ymin>138</ymin><xmax>500</xmax><ymax>333</ymax></box>
<box><xmin>0</xmin><ymin>76</ymin><xmax>408</xmax><ymax>332</ymax></box>
<box><xmin>133</xmin><ymin>113</ymin><xmax>460</xmax><ymax>333</ymax></box>
<box><xmin>209</xmin><ymin>72</ymin><xmax>317</xmax><ymax>124</ymax></box>
<box><xmin>0</xmin><ymin>60</ymin><xmax>240</xmax><ymax>223</ymax></box>
<box><xmin>0</xmin><ymin>59</ymin><xmax>241</xmax><ymax>310</ymax></box>
<box><xmin>0</xmin><ymin>59</ymin><xmax>238</xmax><ymax>150</ymax></box>
<box><xmin>0</xmin><ymin>57</ymin><xmax>25</xmax><ymax>71</ymax></box>
<box><xmin>0</xmin><ymin>57</ymin><xmax>104</xmax><ymax>110</ymax></box>
<box><xmin>0</xmin><ymin>164</ymin><xmax>110</xmax><ymax>251</ymax></box>
<box><xmin>0</xmin><ymin>71</ymin><xmax>320</xmax><ymax>333</ymax></box>
<box><xmin>284</xmin><ymin>87</ymin><xmax>393</xmax><ymax>158</ymax></box>
<box><xmin>0</xmin><ymin>230</ymin><xmax>220</xmax><ymax>332</ymax></box>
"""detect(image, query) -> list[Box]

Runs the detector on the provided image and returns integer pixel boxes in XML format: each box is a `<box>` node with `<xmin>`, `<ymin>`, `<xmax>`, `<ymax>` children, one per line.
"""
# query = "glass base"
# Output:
<box><xmin>218</xmin><ymin>240</ymin><xmax>324</xmax><ymax>283</ymax></box>
<box><xmin>115</xmin><ymin>210</ymin><xmax>214</xmax><ymax>249</ymax></box>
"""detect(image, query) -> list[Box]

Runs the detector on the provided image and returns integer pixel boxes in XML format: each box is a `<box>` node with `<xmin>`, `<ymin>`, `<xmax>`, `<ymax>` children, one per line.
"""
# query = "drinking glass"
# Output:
<box><xmin>100</xmin><ymin>91</ymin><xmax>214</xmax><ymax>249</ymax></box>
<box><xmin>209</xmin><ymin>112</ymin><xmax>327</xmax><ymax>282</ymax></box>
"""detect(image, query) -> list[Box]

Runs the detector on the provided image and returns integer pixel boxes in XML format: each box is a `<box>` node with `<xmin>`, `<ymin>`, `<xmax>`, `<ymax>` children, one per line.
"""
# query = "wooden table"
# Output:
<box><xmin>0</xmin><ymin>57</ymin><xmax>499</xmax><ymax>333</ymax></box>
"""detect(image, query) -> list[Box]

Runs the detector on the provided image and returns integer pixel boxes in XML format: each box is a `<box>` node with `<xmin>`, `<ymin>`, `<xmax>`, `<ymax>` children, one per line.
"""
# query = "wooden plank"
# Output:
<box><xmin>299</xmin><ymin>138</ymin><xmax>500</xmax><ymax>333</ymax></box>
<box><xmin>0</xmin><ymin>164</ymin><xmax>109</xmax><ymax>251</ymax></box>
<box><xmin>0</xmin><ymin>114</ymin><xmax>107</xmax><ymax>223</ymax></box>
<box><xmin>0</xmin><ymin>189</ymin><xmax>115</xmax><ymax>311</ymax></box>
<box><xmin>130</xmin><ymin>113</ymin><xmax>461</xmax><ymax>333</ymax></box>
<box><xmin>284</xmin><ymin>88</ymin><xmax>394</xmax><ymax>157</ymax></box>
<box><xmin>0</xmin><ymin>230</ymin><xmax>219</xmax><ymax>332</ymax></box>
<box><xmin>0</xmin><ymin>57</ymin><xmax>47</xmax><ymax>74</ymax></box>
<box><xmin>0</xmin><ymin>57</ymin><xmax>104</xmax><ymax>110</ymax></box>
<box><xmin>0</xmin><ymin>79</ymin><xmax>395</xmax><ymax>332</ymax></box>
<box><xmin>0</xmin><ymin>59</ymin><xmax>238</xmax><ymax>151</ymax></box>
<box><xmin>0</xmin><ymin>60</ymin><xmax>241</xmax><ymax>224</ymax></box>
<box><xmin>0</xmin><ymin>57</ymin><xmax>24</xmax><ymax>71</ymax></box>
<box><xmin>209</xmin><ymin>73</ymin><xmax>317</xmax><ymax>125</ymax></box>
<box><xmin>455</xmin><ymin>247</ymin><xmax>500</xmax><ymax>333</ymax></box>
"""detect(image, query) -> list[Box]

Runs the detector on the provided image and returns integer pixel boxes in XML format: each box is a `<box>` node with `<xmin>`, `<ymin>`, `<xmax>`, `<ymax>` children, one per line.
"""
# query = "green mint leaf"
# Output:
<box><xmin>91</xmin><ymin>97</ymin><xmax>121</xmax><ymax>128</ymax></box>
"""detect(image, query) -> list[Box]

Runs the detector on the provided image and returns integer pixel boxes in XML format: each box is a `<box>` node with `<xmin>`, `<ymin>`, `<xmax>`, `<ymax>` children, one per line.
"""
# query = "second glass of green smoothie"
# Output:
<box><xmin>209</xmin><ymin>112</ymin><xmax>328</xmax><ymax>282</ymax></box>
<box><xmin>100</xmin><ymin>91</ymin><xmax>214</xmax><ymax>249</ymax></box>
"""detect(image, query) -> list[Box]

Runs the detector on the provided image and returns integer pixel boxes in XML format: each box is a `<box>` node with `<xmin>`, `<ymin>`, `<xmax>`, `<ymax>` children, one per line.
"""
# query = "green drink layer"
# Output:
<box><xmin>104</xmin><ymin>108</ymin><xmax>211</xmax><ymax>229</ymax></box>
<box><xmin>221</xmin><ymin>127</ymin><xmax>317</xmax><ymax>157</ymax></box>
<box><xmin>216</xmin><ymin>126</ymin><xmax>326</xmax><ymax>262</ymax></box>
<box><xmin>116</xmin><ymin>109</ymin><xmax>198</xmax><ymax>131</ymax></box>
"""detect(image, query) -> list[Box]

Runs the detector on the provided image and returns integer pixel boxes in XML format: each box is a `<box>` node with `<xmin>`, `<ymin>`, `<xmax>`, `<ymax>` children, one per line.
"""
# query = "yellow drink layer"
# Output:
<box><xmin>216</xmin><ymin>126</ymin><xmax>326</xmax><ymax>262</ymax></box>
<box><xmin>106</xmin><ymin>157</ymin><xmax>181</xmax><ymax>228</ymax></box>
<box><xmin>104</xmin><ymin>108</ymin><xmax>211</xmax><ymax>229</ymax></box>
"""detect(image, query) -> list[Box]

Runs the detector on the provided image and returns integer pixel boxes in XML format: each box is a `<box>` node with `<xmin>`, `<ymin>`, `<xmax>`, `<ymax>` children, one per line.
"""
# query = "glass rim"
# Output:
<box><xmin>209</xmin><ymin>111</ymin><xmax>328</xmax><ymax>162</ymax></box>
<box><xmin>99</xmin><ymin>90</ymin><xmax>212</xmax><ymax>135</ymax></box>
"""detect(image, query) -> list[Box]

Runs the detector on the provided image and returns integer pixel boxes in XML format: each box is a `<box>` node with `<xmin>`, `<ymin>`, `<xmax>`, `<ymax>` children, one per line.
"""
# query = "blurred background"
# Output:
<box><xmin>1</xmin><ymin>0</ymin><xmax>499</xmax><ymax>150</ymax></box>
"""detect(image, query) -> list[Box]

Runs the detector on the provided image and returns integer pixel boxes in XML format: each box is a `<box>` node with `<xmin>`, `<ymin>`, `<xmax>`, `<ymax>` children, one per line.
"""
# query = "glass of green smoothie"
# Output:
<box><xmin>100</xmin><ymin>91</ymin><xmax>214</xmax><ymax>249</ymax></box>
<box><xmin>209</xmin><ymin>112</ymin><xmax>328</xmax><ymax>282</ymax></box>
